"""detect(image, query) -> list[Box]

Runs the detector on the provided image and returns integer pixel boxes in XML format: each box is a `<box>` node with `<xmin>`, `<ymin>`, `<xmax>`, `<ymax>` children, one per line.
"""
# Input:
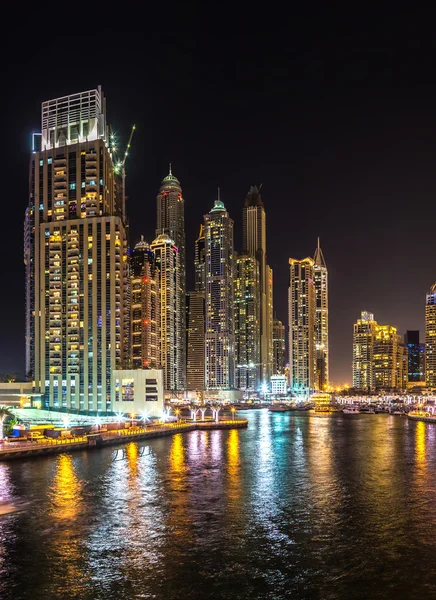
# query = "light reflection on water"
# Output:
<box><xmin>1</xmin><ymin>413</ymin><xmax>436</xmax><ymax>599</ymax></box>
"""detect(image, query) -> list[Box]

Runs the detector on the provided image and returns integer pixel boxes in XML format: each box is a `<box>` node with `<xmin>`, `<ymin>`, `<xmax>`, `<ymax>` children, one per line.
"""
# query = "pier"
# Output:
<box><xmin>0</xmin><ymin>419</ymin><xmax>248</xmax><ymax>461</ymax></box>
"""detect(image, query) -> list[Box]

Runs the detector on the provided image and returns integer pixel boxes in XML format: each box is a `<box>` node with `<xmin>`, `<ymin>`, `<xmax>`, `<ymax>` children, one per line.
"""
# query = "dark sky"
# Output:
<box><xmin>3</xmin><ymin>8</ymin><xmax>436</xmax><ymax>383</ymax></box>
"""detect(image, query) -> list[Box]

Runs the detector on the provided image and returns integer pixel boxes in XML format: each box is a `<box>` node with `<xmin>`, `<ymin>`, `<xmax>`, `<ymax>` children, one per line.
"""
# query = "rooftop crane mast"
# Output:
<box><xmin>109</xmin><ymin>124</ymin><xmax>136</xmax><ymax>219</ymax></box>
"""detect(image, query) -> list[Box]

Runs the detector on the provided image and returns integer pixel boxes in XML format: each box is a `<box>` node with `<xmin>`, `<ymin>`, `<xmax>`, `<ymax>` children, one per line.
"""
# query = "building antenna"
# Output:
<box><xmin>169</xmin><ymin>162</ymin><xmax>172</xmax><ymax>175</ymax></box>
<box><xmin>217</xmin><ymin>186</ymin><xmax>220</xmax><ymax>201</ymax></box>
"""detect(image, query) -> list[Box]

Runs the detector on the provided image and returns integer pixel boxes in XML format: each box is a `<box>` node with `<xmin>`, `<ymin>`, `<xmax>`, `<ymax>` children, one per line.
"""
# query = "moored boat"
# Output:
<box><xmin>342</xmin><ymin>406</ymin><xmax>359</xmax><ymax>414</ymax></box>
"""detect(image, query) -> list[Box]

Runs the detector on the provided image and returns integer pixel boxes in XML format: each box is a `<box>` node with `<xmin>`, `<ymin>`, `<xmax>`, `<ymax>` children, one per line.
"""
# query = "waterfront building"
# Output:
<box><xmin>288</xmin><ymin>257</ymin><xmax>315</xmax><ymax>394</ymax></box>
<box><xmin>194</xmin><ymin>224</ymin><xmax>206</xmax><ymax>292</ymax></box>
<box><xmin>426</xmin><ymin>283</ymin><xmax>436</xmax><ymax>388</ymax></box>
<box><xmin>242</xmin><ymin>185</ymin><xmax>273</xmax><ymax>383</ymax></box>
<box><xmin>270</xmin><ymin>374</ymin><xmax>287</xmax><ymax>395</ymax></box>
<box><xmin>404</xmin><ymin>330</ymin><xmax>425</xmax><ymax>382</ymax></box>
<box><xmin>204</xmin><ymin>194</ymin><xmax>235</xmax><ymax>389</ymax></box>
<box><xmin>313</xmin><ymin>238</ymin><xmax>329</xmax><ymax>390</ymax></box>
<box><xmin>113</xmin><ymin>368</ymin><xmax>164</xmax><ymax>418</ymax></box>
<box><xmin>155</xmin><ymin>167</ymin><xmax>186</xmax><ymax>389</ymax></box>
<box><xmin>130</xmin><ymin>236</ymin><xmax>159</xmax><ymax>370</ymax></box>
<box><xmin>24</xmin><ymin>87</ymin><xmax>128</xmax><ymax>410</ymax></box>
<box><xmin>186</xmin><ymin>291</ymin><xmax>205</xmax><ymax>392</ymax></box>
<box><xmin>234</xmin><ymin>253</ymin><xmax>260</xmax><ymax>391</ymax></box>
<box><xmin>353</xmin><ymin>312</ymin><xmax>407</xmax><ymax>391</ymax></box>
<box><xmin>272</xmin><ymin>317</ymin><xmax>286</xmax><ymax>375</ymax></box>
<box><xmin>150</xmin><ymin>234</ymin><xmax>181</xmax><ymax>393</ymax></box>
<box><xmin>352</xmin><ymin>312</ymin><xmax>377</xmax><ymax>391</ymax></box>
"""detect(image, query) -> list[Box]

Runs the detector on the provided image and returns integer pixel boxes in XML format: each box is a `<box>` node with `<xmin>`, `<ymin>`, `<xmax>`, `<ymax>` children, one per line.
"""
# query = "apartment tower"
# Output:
<box><xmin>426</xmin><ymin>283</ymin><xmax>436</xmax><ymax>388</ymax></box>
<box><xmin>313</xmin><ymin>238</ymin><xmax>329</xmax><ymax>390</ymax></box>
<box><xmin>24</xmin><ymin>87</ymin><xmax>128</xmax><ymax>410</ymax></box>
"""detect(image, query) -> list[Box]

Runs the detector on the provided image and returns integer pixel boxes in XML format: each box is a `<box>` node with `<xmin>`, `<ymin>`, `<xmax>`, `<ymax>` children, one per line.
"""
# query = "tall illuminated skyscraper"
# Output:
<box><xmin>155</xmin><ymin>167</ymin><xmax>186</xmax><ymax>389</ymax></box>
<box><xmin>288</xmin><ymin>257</ymin><xmax>315</xmax><ymax>394</ymax></box>
<box><xmin>272</xmin><ymin>317</ymin><xmax>286</xmax><ymax>375</ymax></box>
<box><xmin>186</xmin><ymin>291</ymin><xmax>205</xmax><ymax>392</ymax></box>
<box><xmin>404</xmin><ymin>330</ymin><xmax>425</xmax><ymax>383</ymax></box>
<box><xmin>204</xmin><ymin>194</ymin><xmax>235</xmax><ymax>389</ymax></box>
<box><xmin>313</xmin><ymin>238</ymin><xmax>329</xmax><ymax>390</ymax></box>
<box><xmin>242</xmin><ymin>185</ymin><xmax>273</xmax><ymax>383</ymax></box>
<box><xmin>352</xmin><ymin>312</ymin><xmax>376</xmax><ymax>390</ymax></box>
<box><xmin>425</xmin><ymin>283</ymin><xmax>436</xmax><ymax>388</ymax></box>
<box><xmin>24</xmin><ymin>87</ymin><xmax>128</xmax><ymax>410</ymax></box>
<box><xmin>234</xmin><ymin>253</ymin><xmax>260</xmax><ymax>390</ymax></box>
<box><xmin>150</xmin><ymin>234</ymin><xmax>181</xmax><ymax>392</ymax></box>
<box><xmin>194</xmin><ymin>224</ymin><xmax>206</xmax><ymax>292</ymax></box>
<box><xmin>130</xmin><ymin>236</ymin><xmax>159</xmax><ymax>370</ymax></box>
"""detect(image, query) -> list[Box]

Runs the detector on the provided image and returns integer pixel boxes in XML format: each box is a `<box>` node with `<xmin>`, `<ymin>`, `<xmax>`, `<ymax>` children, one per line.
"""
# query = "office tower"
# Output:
<box><xmin>373</xmin><ymin>325</ymin><xmax>406</xmax><ymax>390</ymax></box>
<box><xmin>204</xmin><ymin>194</ymin><xmax>235</xmax><ymax>389</ymax></box>
<box><xmin>150</xmin><ymin>234</ymin><xmax>181</xmax><ymax>392</ymax></box>
<box><xmin>186</xmin><ymin>291</ymin><xmax>205</xmax><ymax>391</ymax></box>
<box><xmin>195</xmin><ymin>224</ymin><xmax>206</xmax><ymax>292</ymax></box>
<box><xmin>353</xmin><ymin>312</ymin><xmax>377</xmax><ymax>390</ymax></box>
<box><xmin>404</xmin><ymin>330</ymin><xmax>425</xmax><ymax>382</ymax></box>
<box><xmin>426</xmin><ymin>283</ymin><xmax>436</xmax><ymax>388</ymax></box>
<box><xmin>155</xmin><ymin>166</ymin><xmax>186</xmax><ymax>389</ymax></box>
<box><xmin>313</xmin><ymin>238</ymin><xmax>329</xmax><ymax>390</ymax></box>
<box><xmin>288</xmin><ymin>257</ymin><xmax>315</xmax><ymax>394</ymax></box>
<box><xmin>24</xmin><ymin>87</ymin><xmax>128</xmax><ymax>410</ymax></box>
<box><xmin>130</xmin><ymin>236</ymin><xmax>159</xmax><ymax>370</ymax></box>
<box><xmin>234</xmin><ymin>253</ymin><xmax>260</xmax><ymax>391</ymax></box>
<box><xmin>273</xmin><ymin>317</ymin><xmax>286</xmax><ymax>375</ymax></box>
<box><xmin>242</xmin><ymin>185</ymin><xmax>272</xmax><ymax>383</ymax></box>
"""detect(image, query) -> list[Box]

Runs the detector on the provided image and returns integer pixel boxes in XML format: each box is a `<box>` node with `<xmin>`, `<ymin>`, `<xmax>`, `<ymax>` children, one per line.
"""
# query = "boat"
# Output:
<box><xmin>359</xmin><ymin>407</ymin><xmax>375</xmax><ymax>414</ymax></box>
<box><xmin>342</xmin><ymin>406</ymin><xmax>359</xmax><ymax>414</ymax></box>
<box><xmin>268</xmin><ymin>404</ymin><xmax>291</xmax><ymax>412</ymax></box>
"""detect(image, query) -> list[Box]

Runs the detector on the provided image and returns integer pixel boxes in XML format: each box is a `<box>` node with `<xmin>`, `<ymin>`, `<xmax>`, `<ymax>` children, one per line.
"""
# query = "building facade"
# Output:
<box><xmin>234</xmin><ymin>253</ymin><xmax>260</xmax><ymax>391</ymax></box>
<box><xmin>288</xmin><ymin>257</ymin><xmax>315</xmax><ymax>394</ymax></box>
<box><xmin>112</xmin><ymin>369</ymin><xmax>164</xmax><ymax>418</ymax></box>
<box><xmin>204</xmin><ymin>197</ymin><xmax>235</xmax><ymax>389</ymax></box>
<box><xmin>404</xmin><ymin>330</ymin><xmax>425</xmax><ymax>383</ymax></box>
<box><xmin>272</xmin><ymin>317</ymin><xmax>286</xmax><ymax>375</ymax></box>
<box><xmin>130</xmin><ymin>236</ymin><xmax>159</xmax><ymax>370</ymax></box>
<box><xmin>150</xmin><ymin>234</ymin><xmax>181</xmax><ymax>393</ymax></box>
<box><xmin>194</xmin><ymin>224</ymin><xmax>206</xmax><ymax>292</ymax></box>
<box><xmin>186</xmin><ymin>291</ymin><xmax>205</xmax><ymax>392</ymax></box>
<box><xmin>155</xmin><ymin>167</ymin><xmax>186</xmax><ymax>389</ymax></box>
<box><xmin>242</xmin><ymin>185</ymin><xmax>273</xmax><ymax>383</ymax></box>
<box><xmin>426</xmin><ymin>283</ymin><xmax>436</xmax><ymax>388</ymax></box>
<box><xmin>24</xmin><ymin>87</ymin><xmax>128</xmax><ymax>411</ymax></box>
<box><xmin>313</xmin><ymin>238</ymin><xmax>329</xmax><ymax>390</ymax></box>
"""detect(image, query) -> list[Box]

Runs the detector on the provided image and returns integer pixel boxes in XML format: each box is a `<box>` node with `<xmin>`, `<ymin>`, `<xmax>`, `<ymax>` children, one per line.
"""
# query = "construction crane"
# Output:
<box><xmin>112</xmin><ymin>124</ymin><xmax>136</xmax><ymax>174</ymax></box>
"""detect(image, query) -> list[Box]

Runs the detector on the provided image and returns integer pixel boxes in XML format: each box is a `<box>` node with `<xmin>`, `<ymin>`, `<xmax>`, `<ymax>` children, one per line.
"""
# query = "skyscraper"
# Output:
<box><xmin>24</xmin><ymin>87</ymin><xmax>128</xmax><ymax>410</ymax></box>
<box><xmin>425</xmin><ymin>283</ymin><xmax>436</xmax><ymax>388</ymax></box>
<box><xmin>186</xmin><ymin>291</ymin><xmax>205</xmax><ymax>392</ymax></box>
<box><xmin>234</xmin><ymin>253</ymin><xmax>260</xmax><ymax>391</ymax></box>
<box><xmin>194</xmin><ymin>224</ymin><xmax>206</xmax><ymax>292</ymax></box>
<box><xmin>130</xmin><ymin>236</ymin><xmax>159</xmax><ymax>370</ymax></box>
<box><xmin>404</xmin><ymin>330</ymin><xmax>425</xmax><ymax>383</ymax></box>
<box><xmin>352</xmin><ymin>312</ymin><xmax>376</xmax><ymax>391</ymax></box>
<box><xmin>313</xmin><ymin>238</ymin><xmax>329</xmax><ymax>390</ymax></box>
<box><xmin>288</xmin><ymin>257</ymin><xmax>315</xmax><ymax>394</ymax></box>
<box><xmin>150</xmin><ymin>234</ymin><xmax>181</xmax><ymax>392</ymax></box>
<box><xmin>353</xmin><ymin>312</ymin><xmax>407</xmax><ymax>391</ymax></box>
<box><xmin>204</xmin><ymin>194</ymin><xmax>235</xmax><ymax>389</ymax></box>
<box><xmin>155</xmin><ymin>167</ymin><xmax>186</xmax><ymax>389</ymax></box>
<box><xmin>272</xmin><ymin>317</ymin><xmax>286</xmax><ymax>375</ymax></box>
<box><xmin>242</xmin><ymin>185</ymin><xmax>273</xmax><ymax>383</ymax></box>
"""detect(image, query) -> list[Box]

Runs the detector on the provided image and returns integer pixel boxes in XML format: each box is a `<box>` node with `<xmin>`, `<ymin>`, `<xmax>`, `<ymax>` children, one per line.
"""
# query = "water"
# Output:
<box><xmin>1</xmin><ymin>411</ymin><xmax>436</xmax><ymax>599</ymax></box>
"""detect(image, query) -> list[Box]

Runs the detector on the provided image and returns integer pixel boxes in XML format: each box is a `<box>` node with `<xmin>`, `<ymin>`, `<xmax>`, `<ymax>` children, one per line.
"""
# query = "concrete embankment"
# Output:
<box><xmin>407</xmin><ymin>414</ymin><xmax>436</xmax><ymax>424</ymax></box>
<box><xmin>0</xmin><ymin>420</ymin><xmax>248</xmax><ymax>461</ymax></box>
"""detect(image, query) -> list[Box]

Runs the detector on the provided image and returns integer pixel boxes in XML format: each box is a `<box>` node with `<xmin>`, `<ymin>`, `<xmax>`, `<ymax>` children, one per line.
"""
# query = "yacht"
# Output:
<box><xmin>359</xmin><ymin>406</ymin><xmax>375</xmax><ymax>414</ymax></box>
<box><xmin>268</xmin><ymin>404</ymin><xmax>291</xmax><ymax>412</ymax></box>
<box><xmin>342</xmin><ymin>406</ymin><xmax>359</xmax><ymax>414</ymax></box>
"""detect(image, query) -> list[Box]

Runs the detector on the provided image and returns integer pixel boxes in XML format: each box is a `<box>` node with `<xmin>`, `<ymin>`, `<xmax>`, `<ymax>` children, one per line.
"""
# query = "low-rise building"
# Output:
<box><xmin>112</xmin><ymin>369</ymin><xmax>164</xmax><ymax>418</ymax></box>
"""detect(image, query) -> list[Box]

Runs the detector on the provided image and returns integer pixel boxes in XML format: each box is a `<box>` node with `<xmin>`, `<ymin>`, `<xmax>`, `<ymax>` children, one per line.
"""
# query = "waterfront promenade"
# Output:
<box><xmin>0</xmin><ymin>418</ymin><xmax>248</xmax><ymax>461</ymax></box>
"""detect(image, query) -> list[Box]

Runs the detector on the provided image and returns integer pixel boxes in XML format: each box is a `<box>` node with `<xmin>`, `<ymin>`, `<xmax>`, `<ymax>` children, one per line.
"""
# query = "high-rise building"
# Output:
<box><xmin>425</xmin><ymin>283</ymin><xmax>436</xmax><ymax>388</ymax></box>
<box><xmin>352</xmin><ymin>312</ymin><xmax>376</xmax><ymax>391</ymax></box>
<box><xmin>155</xmin><ymin>167</ymin><xmax>186</xmax><ymax>389</ymax></box>
<box><xmin>404</xmin><ymin>330</ymin><xmax>425</xmax><ymax>383</ymax></box>
<box><xmin>186</xmin><ymin>291</ymin><xmax>205</xmax><ymax>392</ymax></box>
<box><xmin>24</xmin><ymin>87</ymin><xmax>128</xmax><ymax>410</ymax></box>
<box><xmin>130</xmin><ymin>236</ymin><xmax>159</xmax><ymax>370</ymax></box>
<box><xmin>288</xmin><ymin>257</ymin><xmax>315</xmax><ymax>394</ymax></box>
<box><xmin>313</xmin><ymin>238</ymin><xmax>329</xmax><ymax>390</ymax></box>
<box><xmin>272</xmin><ymin>317</ymin><xmax>286</xmax><ymax>375</ymax></box>
<box><xmin>150</xmin><ymin>234</ymin><xmax>181</xmax><ymax>392</ymax></box>
<box><xmin>353</xmin><ymin>312</ymin><xmax>407</xmax><ymax>391</ymax></box>
<box><xmin>234</xmin><ymin>253</ymin><xmax>260</xmax><ymax>391</ymax></box>
<box><xmin>242</xmin><ymin>185</ymin><xmax>272</xmax><ymax>383</ymax></box>
<box><xmin>204</xmin><ymin>195</ymin><xmax>235</xmax><ymax>389</ymax></box>
<box><xmin>194</xmin><ymin>224</ymin><xmax>206</xmax><ymax>292</ymax></box>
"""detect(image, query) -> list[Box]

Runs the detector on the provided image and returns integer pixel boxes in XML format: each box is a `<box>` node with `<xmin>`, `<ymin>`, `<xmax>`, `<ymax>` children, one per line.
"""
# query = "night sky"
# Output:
<box><xmin>3</xmin><ymin>9</ymin><xmax>436</xmax><ymax>383</ymax></box>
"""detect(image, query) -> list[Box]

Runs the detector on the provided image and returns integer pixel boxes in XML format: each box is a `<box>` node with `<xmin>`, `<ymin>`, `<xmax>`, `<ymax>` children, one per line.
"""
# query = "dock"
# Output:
<box><xmin>0</xmin><ymin>419</ymin><xmax>248</xmax><ymax>461</ymax></box>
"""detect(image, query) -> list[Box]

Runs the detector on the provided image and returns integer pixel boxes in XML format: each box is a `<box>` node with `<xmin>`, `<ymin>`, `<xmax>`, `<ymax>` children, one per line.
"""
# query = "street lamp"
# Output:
<box><xmin>175</xmin><ymin>408</ymin><xmax>181</xmax><ymax>423</ymax></box>
<box><xmin>230</xmin><ymin>406</ymin><xmax>236</xmax><ymax>422</ymax></box>
<box><xmin>130</xmin><ymin>412</ymin><xmax>135</xmax><ymax>428</ymax></box>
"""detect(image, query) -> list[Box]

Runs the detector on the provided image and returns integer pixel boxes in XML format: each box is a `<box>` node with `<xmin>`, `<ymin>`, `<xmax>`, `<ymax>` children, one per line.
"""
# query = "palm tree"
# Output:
<box><xmin>0</xmin><ymin>406</ymin><xmax>13</xmax><ymax>440</ymax></box>
<box><xmin>211</xmin><ymin>402</ymin><xmax>222</xmax><ymax>423</ymax></box>
<box><xmin>199</xmin><ymin>404</ymin><xmax>208</xmax><ymax>422</ymax></box>
<box><xmin>189</xmin><ymin>402</ymin><xmax>199</xmax><ymax>422</ymax></box>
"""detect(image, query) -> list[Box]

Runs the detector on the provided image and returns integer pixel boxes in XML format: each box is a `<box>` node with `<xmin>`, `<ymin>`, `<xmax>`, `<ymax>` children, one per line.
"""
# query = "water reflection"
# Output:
<box><xmin>49</xmin><ymin>454</ymin><xmax>83</xmax><ymax>520</ymax></box>
<box><xmin>226</xmin><ymin>429</ymin><xmax>241</xmax><ymax>522</ymax></box>
<box><xmin>415</xmin><ymin>421</ymin><xmax>427</xmax><ymax>476</ymax></box>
